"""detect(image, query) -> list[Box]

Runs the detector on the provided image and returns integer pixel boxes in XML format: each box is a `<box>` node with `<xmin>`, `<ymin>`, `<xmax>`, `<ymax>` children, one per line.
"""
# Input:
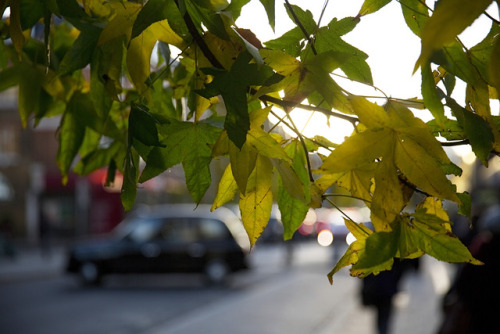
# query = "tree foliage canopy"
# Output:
<box><xmin>1</xmin><ymin>0</ymin><xmax>499</xmax><ymax>280</ymax></box>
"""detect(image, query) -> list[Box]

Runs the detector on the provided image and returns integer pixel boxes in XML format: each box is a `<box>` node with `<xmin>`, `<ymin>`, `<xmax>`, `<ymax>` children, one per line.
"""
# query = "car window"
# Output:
<box><xmin>160</xmin><ymin>218</ymin><xmax>198</xmax><ymax>243</ymax></box>
<box><xmin>199</xmin><ymin>218</ymin><xmax>230</xmax><ymax>240</ymax></box>
<box><xmin>127</xmin><ymin>218</ymin><xmax>162</xmax><ymax>242</ymax></box>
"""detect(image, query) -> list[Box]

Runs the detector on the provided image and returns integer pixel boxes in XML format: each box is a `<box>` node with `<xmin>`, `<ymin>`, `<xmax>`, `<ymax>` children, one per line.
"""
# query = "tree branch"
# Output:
<box><xmin>284</xmin><ymin>0</ymin><xmax>317</xmax><ymax>55</ymax></box>
<box><xmin>175</xmin><ymin>1</ymin><xmax>224</xmax><ymax>70</ymax></box>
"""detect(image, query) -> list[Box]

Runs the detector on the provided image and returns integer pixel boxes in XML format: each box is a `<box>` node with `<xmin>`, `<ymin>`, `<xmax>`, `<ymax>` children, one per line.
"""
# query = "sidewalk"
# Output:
<box><xmin>0</xmin><ymin>244</ymin><xmax>65</xmax><ymax>284</ymax></box>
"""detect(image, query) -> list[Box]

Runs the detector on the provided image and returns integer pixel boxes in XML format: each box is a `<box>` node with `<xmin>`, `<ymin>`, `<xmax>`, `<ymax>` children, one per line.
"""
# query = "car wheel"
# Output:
<box><xmin>204</xmin><ymin>259</ymin><xmax>230</xmax><ymax>285</ymax></box>
<box><xmin>79</xmin><ymin>262</ymin><xmax>102</xmax><ymax>285</ymax></box>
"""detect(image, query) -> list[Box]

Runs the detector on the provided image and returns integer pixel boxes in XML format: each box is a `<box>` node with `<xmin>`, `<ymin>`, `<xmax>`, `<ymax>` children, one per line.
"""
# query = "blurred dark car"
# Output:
<box><xmin>66</xmin><ymin>204</ymin><xmax>250</xmax><ymax>285</ymax></box>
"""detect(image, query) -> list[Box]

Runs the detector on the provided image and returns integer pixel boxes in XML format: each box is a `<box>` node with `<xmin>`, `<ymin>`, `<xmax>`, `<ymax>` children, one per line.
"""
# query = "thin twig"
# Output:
<box><xmin>325</xmin><ymin>198</ymin><xmax>357</xmax><ymax>223</ymax></box>
<box><xmin>323</xmin><ymin>193</ymin><xmax>372</xmax><ymax>204</ymax></box>
<box><xmin>175</xmin><ymin>0</ymin><xmax>224</xmax><ymax>70</ymax></box>
<box><xmin>284</xmin><ymin>0</ymin><xmax>317</xmax><ymax>55</ymax></box>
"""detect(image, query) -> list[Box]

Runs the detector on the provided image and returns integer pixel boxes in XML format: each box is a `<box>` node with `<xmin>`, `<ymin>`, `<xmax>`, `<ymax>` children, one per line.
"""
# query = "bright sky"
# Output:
<box><xmin>236</xmin><ymin>0</ymin><xmax>498</xmax><ymax>156</ymax></box>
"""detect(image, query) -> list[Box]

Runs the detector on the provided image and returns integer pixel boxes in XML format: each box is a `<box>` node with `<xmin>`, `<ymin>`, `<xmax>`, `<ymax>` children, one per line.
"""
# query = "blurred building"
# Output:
<box><xmin>0</xmin><ymin>89</ymin><xmax>124</xmax><ymax>245</ymax></box>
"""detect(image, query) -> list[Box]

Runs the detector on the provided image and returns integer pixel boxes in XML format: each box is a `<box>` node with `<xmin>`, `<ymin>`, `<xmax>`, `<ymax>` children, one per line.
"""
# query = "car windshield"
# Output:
<box><xmin>113</xmin><ymin>216</ymin><xmax>162</xmax><ymax>242</ymax></box>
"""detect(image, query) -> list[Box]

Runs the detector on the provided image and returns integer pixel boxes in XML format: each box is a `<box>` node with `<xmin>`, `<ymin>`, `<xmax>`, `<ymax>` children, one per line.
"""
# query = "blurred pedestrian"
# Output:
<box><xmin>437</xmin><ymin>204</ymin><xmax>500</xmax><ymax>334</ymax></box>
<box><xmin>360</xmin><ymin>259</ymin><xmax>406</xmax><ymax>334</ymax></box>
<box><xmin>0</xmin><ymin>216</ymin><xmax>16</xmax><ymax>259</ymax></box>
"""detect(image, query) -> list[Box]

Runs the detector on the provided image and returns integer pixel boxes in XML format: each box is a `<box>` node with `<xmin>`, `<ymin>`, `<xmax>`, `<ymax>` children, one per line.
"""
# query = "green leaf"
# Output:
<box><xmin>264</xmin><ymin>27</ymin><xmax>304</xmax><ymax>57</ymax></box>
<box><xmin>313</xmin><ymin>23</ymin><xmax>373</xmax><ymax>85</ymax></box>
<box><xmin>399</xmin><ymin>0</ymin><xmax>429</xmax><ymax>37</ymax></box>
<box><xmin>457</xmin><ymin>192</ymin><xmax>471</xmax><ymax>217</ymax></box>
<box><xmin>18</xmin><ymin>64</ymin><xmax>43</xmax><ymax>127</ymax></box>
<box><xmin>129</xmin><ymin>104</ymin><xmax>162</xmax><ymax>147</ymax></box>
<box><xmin>66</xmin><ymin>92</ymin><xmax>122</xmax><ymax>140</ymax></box>
<box><xmin>223</xmin><ymin>0</ymin><xmax>251</xmax><ymax>21</ymax></box>
<box><xmin>198</xmin><ymin>52</ymin><xmax>276</xmax><ymax>148</ymax></box>
<box><xmin>415</xmin><ymin>0</ymin><xmax>492</xmax><ymax>71</ymax></box>
<box><xmin>0</xmin><ymin>66</ymin><xmax>19</xmax><ymax>92</ymax></box>
<box><xmin>255</xmin><ymin>0</ymin><xmax>274</xmax><ymax>30</ymax></box>
<box><xmin>75</xmin><ymin>140</ymin><xmax>124</xmax><ymax>176</ymax></box>
<box><xmin>186</xmin><ymin>0</ymin><xmax>229</xmax><ymax>40</ymax></box>
<box><xmin>285</xmin><ymin>5</ymin><xmax>316</xmax><ymax>33</ymax></box>
<box><xmin>447</xmin><ymin>98</ymin><xmax>494</xmax><ymax>166</ymax></box>
<box><xmin>352</xmin><ymin>229</ymin><xmax>398</xmax><ymax>272</ymax></box>
<box><xmin>489</xmin><ymin>35</ymin><xmax>500</xmax><ymax>98</ymax></box>
<box><xmin>121</xmin><ymin>147</ymin><xmax>140</xmax><ymax>211</ymax></box>
<box><xmin>19</xmin><ymin>0</ymin><xmax>44</xmax><ymax>29</ymax></box>
<box><xmin>140</xmin><ymin>121</ymin><xmax>221</xmax><ymax>202</ymax></box>
<box><xmin>357</xmin><ymin>0</ymin><xmax>392</xmax><ymax>17</ymax></box>
<box><xmin>421</xmin><ymin>63</ymin><xmax>446</xmax><ymax>127</ymax></box>
<box><xmin>278</xmin><ymin>181</ymin><xmax>309</xmax><ymax>240</ymax></box>
<box><xmin>407</xmin><ymin>212</ymin><xmax>482</xmax><ymax>265</ymax></box>
<box><xmin>57</xmin><ymin>106</ymin><xmax>86</xmax><ymax>184</ymax></box>
<box><xmin>471</xmin><ymin>22</ymin><xmax>500</xmax><ymax>85</ymax></box>
<box><xmin>58</xmin><ymin>22</ymin><xmax>102</xmax><ymax>76</ymax></box>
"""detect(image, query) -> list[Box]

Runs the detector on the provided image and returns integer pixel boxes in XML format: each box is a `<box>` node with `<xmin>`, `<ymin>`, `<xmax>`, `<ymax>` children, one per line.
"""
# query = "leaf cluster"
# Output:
<box><xmin>1</xmin><ymin>0</ymin><xmax>499</xmax><ymax>279</ymax></box>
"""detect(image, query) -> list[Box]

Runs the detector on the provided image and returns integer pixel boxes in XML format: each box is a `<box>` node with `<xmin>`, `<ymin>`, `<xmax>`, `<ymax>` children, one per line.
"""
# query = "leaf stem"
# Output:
<box><xmin>325</xmin><ymin>198</ymin><xmax>357</xmax><ymax>223</ymax></box>
<box><xmin>284</xmin><ymin>0</ymin><xmax>318</xmax><ymax>55</ymax></box>
<box><xmin>323</xmin><ymin>193</ymin><xmax>372</xmax><ymax>204</ymax></box>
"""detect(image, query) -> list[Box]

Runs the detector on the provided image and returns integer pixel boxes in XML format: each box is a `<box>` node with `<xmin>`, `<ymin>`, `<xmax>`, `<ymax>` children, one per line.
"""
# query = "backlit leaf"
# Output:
<box><xmin>447</xmin><ymin>98</ymin><xmax>494</xmax><ymax>166</ymax></box>
<box><xmin>407</xmin><ymin>212</ymin><xmax>482</xmax><ymax>265</ymax></box>
<box><xmin>357</xmin><ymin>0</ymin><xmax>392</xmax><ymax>17</ymax></box>
<box><xmin>259</xmin><ymin>0</ymin><xmax>275</xmax><ymax>30</ymax></box>
<box><xmin>415</xmin><ymin>0</ymin><xmax>492</xmax><ymax>71</ymax></box>
<box><xmin>239</xmin><ymin>155</ymin><xmax>274</xmax><ymax>246</ymax></box>
<box><xmin>212</xmin><ymin>163</ymin><xmax>239</xmax><ymax>211</ymax></box>
<box><xmin>399</xmin><ymin>0</ymin><xmax>429</xmax><ymax>37</ymax></box>
<box><xmin>229</xmin><ymin>138</ymin><xmax>257</xmax><ymax>194</ymax></box>
<box><xmin>127</xmin><ymin>20</ymin><xmax>184</xmax><ymax>92</ymax></box>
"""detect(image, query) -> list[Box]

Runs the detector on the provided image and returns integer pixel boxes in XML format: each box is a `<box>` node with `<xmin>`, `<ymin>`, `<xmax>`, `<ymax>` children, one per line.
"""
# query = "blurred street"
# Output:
<box><xmin>0</xmin><ymin>241</ymin><xmax>451</xmax><ymax>334</ymax></box>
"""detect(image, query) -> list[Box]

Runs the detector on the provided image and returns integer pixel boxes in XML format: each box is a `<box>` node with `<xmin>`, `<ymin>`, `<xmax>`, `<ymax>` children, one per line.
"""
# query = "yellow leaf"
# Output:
<box><xmin>386</xmin><ymin>101</ymin><xmax>452</xmax><ymax>164</ymax></box>
<box><xmin>229</xmin><ymin>139</ymin><xmax>257</xmax><ymax>194</ymax></box>
<box><xmin>249</xmin><ymin>107</ymin><xmax>272</xmax><ymax>129</ymax></box>
<box><xmin>246</xmin><ymin>127</ymin><xmax>291</xmax><ymax>161</ymax></box>
<box><xmin>260</xmin><ymin>49</ymin><xmax>301</xmax><ymax>75</ymax></box>
<box><xmin>211</xmin><ymin>163</ymin><xmax>239</xmax><ymax>211</ymax></box>
<box><xmin>315</xmin><ymin>165</ymin><xmax>374</xmax><ymax>204</ymax></box>
<box><xmin>320</xmin><ymin>129</ymin><xmax>392</xmax><ymax>173</ymax></box>
<box><xmin>82</xmin><ymin>0</ymin><xmax>112</xmax><ymax>17</ymax></box>
<box><xmin>371</xmin><ymin>159</ymin><xmax>404</xmax><ymax>231</ymax></box>
<box><xmin>239</xmin><ymin>155</ymin><xmax>274</xmax><ymax>246</ymax></box>
<box><xmin>345</xmin><ymin>219</ymin><xmax>373</xmax><ymax>240</ymax></box>
<box><xmin>350</xmin><ymin>96</ymin><xmax>390</xmax><ymax>128</ymax></box>
<box><xmin>97</xmin><ymin>2</ymin><xmax>141</xmax><ymax>45</ymax></box>
<box><xmin>418</xmin><ymin>197</ymin><xmax>449</xmax><ymax>221</ymax></box>
<box><xmin>127</xmin><ymin>20</ymin><xmax>184</xmax><ymax>92</ymax></box>
<box><xmin>271</xmin><ymin>158</ymin><xmax>305</xmax><ymax>202</ymax></box>
<box><xmin>212</xmin><ymin>130</ymin><xmax>230</xmax><ymax>156</ymax></box>
<box><xmin>415</xmin><ymin>0</ymin><xmax>491</xmax><ymax>71</ymax></box>
<box><xmin>395</xmin><ymin>133</ymin><xmax>459</xmax><ymax>202</ymax></box>
<box><xmin>202</xmin><ymin>32</ymin><xmax>245</xmax><ymax>69</ymax></box>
